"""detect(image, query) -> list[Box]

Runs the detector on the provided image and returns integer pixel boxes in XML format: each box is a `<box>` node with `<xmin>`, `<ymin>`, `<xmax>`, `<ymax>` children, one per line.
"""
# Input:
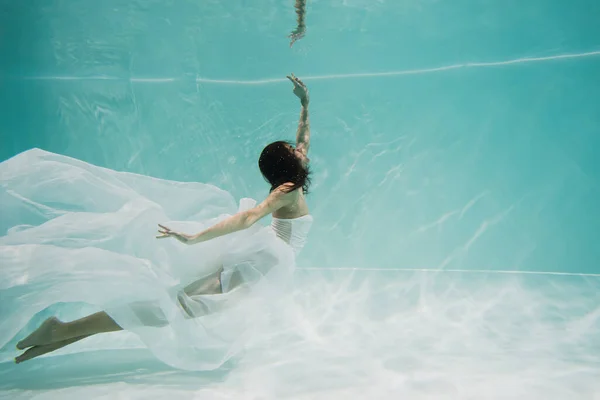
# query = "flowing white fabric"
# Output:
<box><xmin>271</xmin><ymin>215</ymin><xmax>313</xmax><ymax>256</ymax></box>
<box><xmin>0</xmin><ymin>149</ymin><xmax>297</xmax><ymax>370</ymax></box>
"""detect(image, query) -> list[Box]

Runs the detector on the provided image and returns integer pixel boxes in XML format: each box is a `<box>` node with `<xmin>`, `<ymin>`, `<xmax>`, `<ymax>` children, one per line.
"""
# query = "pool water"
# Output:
<box><xmin>1</xmin><ymin>1</ymin><xmax>600</xmax><ymax>398</ymax></box>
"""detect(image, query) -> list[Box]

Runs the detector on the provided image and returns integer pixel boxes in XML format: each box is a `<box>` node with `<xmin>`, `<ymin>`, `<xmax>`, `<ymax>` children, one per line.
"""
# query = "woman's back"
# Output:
<box><xmin>272</xmin><ymin>188</ymin><xmax>309</xmax><ymax>219</ymax></box>
<box><xmin>270</xmin><ymin>188</ymin><xmax>312</xmax><ymax>254</ymax></box>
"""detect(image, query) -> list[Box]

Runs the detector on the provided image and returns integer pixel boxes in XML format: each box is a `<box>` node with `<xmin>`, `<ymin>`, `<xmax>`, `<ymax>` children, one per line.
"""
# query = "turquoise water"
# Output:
<box><xmin>1</xmin><ymin>1</ymin><xmax>600</xmax><ymax>398</ymax></box>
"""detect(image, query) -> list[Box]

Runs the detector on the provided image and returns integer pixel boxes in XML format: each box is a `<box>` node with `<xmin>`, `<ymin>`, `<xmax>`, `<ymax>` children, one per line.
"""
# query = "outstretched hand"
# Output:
<box><xmin>286</xmin><ymin>73</ymin><xmax>309</xmax><ymax>106</ymax></box>
<box><xmin>156</xmin><ymin>224</ymin><xmax>189</xmax><ymax>243</ymax></box>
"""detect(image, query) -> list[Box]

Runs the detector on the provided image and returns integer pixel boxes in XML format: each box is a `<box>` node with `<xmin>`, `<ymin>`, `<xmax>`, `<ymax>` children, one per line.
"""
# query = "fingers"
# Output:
<box><xmin>293</xmin><ymin>74</ymin><xmax>306</xmax><ymax>87</ymax></box>
<box><xmin>291</xmin><ymin>73</ymin><xmax>301</xmax><ymax>84</ymax></box>
<box><xmin>157</xmin><ymin>224</ymin><xmax>171</xmax><ymax>234</ymax></box>
<box><xmin>157</xmin><ymin>224</ymin><xmax>172</xmax><ymax>239</ymax></box>
<box><xmin>286</xmin><ymin>74</ymin><xmax>306</xmax><ymax>88</ymax></box>
<box><xmin>286</xmin><ymin>75</ymin><xmax>300</xmax><ymax>87</ymax></box>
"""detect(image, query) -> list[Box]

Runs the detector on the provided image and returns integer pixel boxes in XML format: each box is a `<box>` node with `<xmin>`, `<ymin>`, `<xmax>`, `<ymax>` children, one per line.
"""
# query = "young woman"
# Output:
<box><xmin>7</xmin><ymin>74</ymin><xmax>313</xmax><ymax>368</ymax></box>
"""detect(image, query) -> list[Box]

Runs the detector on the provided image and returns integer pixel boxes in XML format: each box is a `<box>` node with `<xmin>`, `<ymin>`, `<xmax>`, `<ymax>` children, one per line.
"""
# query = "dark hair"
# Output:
<box><xmin>258</xmin><ymin>140</ymin><xmax>312</xmax><ymax>194</ymax></box>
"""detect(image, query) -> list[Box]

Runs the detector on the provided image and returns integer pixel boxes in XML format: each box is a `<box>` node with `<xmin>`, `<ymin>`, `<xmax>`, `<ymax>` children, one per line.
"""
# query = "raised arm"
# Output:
<box><xmin>157</xmin><ymin>185</ymin><xmax>295</xmax><ymax>245</ymax></box>
<box><xmin>287</xmin><ymin>74</ymin><xmax>310</xmax><ymax>157</ymax></box>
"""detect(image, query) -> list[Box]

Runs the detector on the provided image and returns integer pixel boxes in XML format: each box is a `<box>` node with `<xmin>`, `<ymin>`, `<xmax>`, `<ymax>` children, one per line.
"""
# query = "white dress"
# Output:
<box><xmin>0</xmin><ymin>149</ymin><xmax>313</xmax><ymax>370</ymax></box>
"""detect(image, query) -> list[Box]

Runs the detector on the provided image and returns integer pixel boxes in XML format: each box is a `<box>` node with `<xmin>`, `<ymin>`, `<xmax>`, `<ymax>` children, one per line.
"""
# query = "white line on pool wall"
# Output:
<box><xmin>16</xmin><ymin>49</ymin><xmax>600</xmax><ymax>84</ymax></box>
<box><xmin>296</xmin><ymin>267</ymin><xmax>600</xmax><ymax>278</ymax></box>
<box><xmin>195</xmin><ymin>50</ymin><xmax>600</xmax><ymax>85</ymax></box>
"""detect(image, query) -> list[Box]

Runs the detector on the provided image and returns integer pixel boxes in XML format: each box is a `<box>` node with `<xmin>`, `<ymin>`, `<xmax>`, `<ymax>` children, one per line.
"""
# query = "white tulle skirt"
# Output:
<box><xmin>0</xmin><ymin>149</ymin><xmax>296</xmax><ymax>370</ymax></box>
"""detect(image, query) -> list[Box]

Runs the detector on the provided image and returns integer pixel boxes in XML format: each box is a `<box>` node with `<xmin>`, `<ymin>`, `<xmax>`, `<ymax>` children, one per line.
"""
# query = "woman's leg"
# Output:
<box><xmin>16</xmin><ymin>268</ymin><xmax>227</xmax><ymax>363</ymax></box>
<box><xmin>17</xmin><ymin>312</ymin><xmax>122</xmax><ymax>350</ymax></box>
<box><xmin>15</xmin><ymin>334</ymin><xmax>91</xmax><ymax>364</ymax></box>
<box><xmin>183</xmin><ymin>268</ymin><xmax>223</xmax><ymax>296</ymax></box>
<box><xmin>15</xmin><ymin>304</ymin><xmax>170</xmax><ymax>364</ymax></box>
<box><xmin>14</xmin><ymin>312</ymin><xmax>122</xmax><ymax>364</ymax></box>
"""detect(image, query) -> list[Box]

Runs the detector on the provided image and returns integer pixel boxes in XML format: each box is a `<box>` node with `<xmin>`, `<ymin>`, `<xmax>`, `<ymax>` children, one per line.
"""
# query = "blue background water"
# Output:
<box><xmin>1</xmin><ymin>2</ymin><xmax>600</xmax><ymax>398</ymax></box>
<box><xmin>2</xmin><ymin>1</ymin><xmax>600</xmax><ymax>274</ymax></box>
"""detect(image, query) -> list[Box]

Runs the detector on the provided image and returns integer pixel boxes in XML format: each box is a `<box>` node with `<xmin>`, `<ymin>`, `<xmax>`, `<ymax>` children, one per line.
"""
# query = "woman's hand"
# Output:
<box><xmin>286</xmin><ymin>73</ymin><xmax>309</xmax><ymax>106</ymax></box>
<box><xmin>156</xmin><ymin>224</ymin><xmax>190</xmax><ymax>244</ymax></box>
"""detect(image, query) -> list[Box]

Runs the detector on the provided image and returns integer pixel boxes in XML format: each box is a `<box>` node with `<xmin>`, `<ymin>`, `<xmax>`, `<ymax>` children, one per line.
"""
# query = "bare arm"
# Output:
<box><xmin>296</xmin><ymin>102</ymin><xmax>310</xmax><ymax>155</ymax></box>
<box><xmin>287</xmin><ymin>74</ymin><xmax>310</xmax><ymax>156</ymax></box>
<box><xmin>157</xmin><ymin>185</ymin><xmax>294</xmax><ymax>245</ymax></box>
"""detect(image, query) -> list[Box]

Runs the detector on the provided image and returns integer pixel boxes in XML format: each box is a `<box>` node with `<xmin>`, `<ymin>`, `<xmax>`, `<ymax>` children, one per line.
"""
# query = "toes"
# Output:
<box><xmin>15</xmin><ymin>345</ymin><xmax>46</xmax><ymax>364</ymax></box>
<box><xmin>16</xmin><ymin>338</ymin><xmax>35</xmax><ymax>350</ymax></box>
<box><xmin>16</xmin><ymin>317</ymin><xmax>60</xmax><ymax>349</ymax></box>
<box><xmin>15</xmin><ymin>335</ymin><xmax>90</xmax><ymax>364</ymax></box>
<box><xmin>16</xmin><ymin>330</ymin><xmax>40</xmax><ymax>350</ymax></box>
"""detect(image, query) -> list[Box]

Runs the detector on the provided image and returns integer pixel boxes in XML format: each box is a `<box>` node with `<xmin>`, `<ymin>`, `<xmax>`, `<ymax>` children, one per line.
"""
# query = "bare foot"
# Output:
<box><xmin>15</xmin><ymin>334</ymin><xmax>90</xmax><ymax>364</ymax></box>
<box><xmin>16</xmin><ymin>317</ymin><xmax>65</xmax><ymax>350</ymax></box>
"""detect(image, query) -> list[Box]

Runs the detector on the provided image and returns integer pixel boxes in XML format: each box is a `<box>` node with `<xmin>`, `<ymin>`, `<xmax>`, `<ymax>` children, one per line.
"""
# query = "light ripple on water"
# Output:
<box><xmin>2</xmin><ymin>269</ymin><xmax>599</xmax><ymax>399</ymax></box>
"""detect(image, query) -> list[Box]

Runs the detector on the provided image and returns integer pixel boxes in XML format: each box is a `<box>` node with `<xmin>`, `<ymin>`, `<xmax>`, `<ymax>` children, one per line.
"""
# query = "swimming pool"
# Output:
<box><xmin>1</xmin><ymin>1</ymin><xmax>600</xmax><ymax>398</ymax></box>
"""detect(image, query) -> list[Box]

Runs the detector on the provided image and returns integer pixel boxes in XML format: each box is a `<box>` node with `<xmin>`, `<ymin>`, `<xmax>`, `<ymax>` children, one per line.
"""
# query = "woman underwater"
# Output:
<box><xmin>8</xmin><ymin>74</ymin><xmax>313</xmax><ymax>367</ymax></box>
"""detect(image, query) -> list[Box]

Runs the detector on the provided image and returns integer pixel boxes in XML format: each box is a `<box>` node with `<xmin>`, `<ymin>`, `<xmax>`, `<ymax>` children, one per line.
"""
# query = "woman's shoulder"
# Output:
<box><xmin>272</xmin><ymin>185</ymin><xmax>308</xmax><ymax>219</ymax></box>
<box><xmin>273</xmin><ymin>183</ymin><xmax>302</xmax><ymax>198</ymax></box>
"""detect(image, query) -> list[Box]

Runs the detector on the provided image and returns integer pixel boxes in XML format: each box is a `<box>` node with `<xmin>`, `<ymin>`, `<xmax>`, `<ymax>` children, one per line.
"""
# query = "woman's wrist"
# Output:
<box><xmin>177</xmin><ymin>233</ymin><xmax>194</xmax><ymax>244</ymax></box>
